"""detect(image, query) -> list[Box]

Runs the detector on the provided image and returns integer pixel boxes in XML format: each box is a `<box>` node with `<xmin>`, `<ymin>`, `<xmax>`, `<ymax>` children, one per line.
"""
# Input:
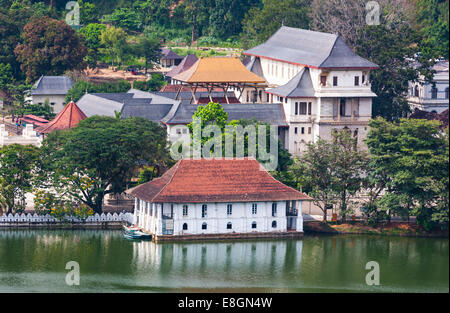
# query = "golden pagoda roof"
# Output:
<box><xmin>172</xmin><ymin>57</ymin><xmax>266</xmax><ymax>84</ymax></box>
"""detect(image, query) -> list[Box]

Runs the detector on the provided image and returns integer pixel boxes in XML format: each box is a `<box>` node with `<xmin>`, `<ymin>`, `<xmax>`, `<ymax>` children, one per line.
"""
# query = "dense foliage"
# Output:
<box><xmin>289</xmin><ymin>119</ymin><xmax>449</xmax><ymax>230</ymax></box>
<box><xmin>0</xmin><ymin>144</ymin><xmax>40</xmax><ymax>214</ymax></box>
<box><xmin>37</xmin><ymin>116</ymin><xmax>171</xmax><ymax>213</ymax></box>
<box><xmin>65</xmin><ymin>79</ymin><xmax>131</xmax><ymax>102</ymax></box>
<box><xmin>14</xmin><ymin>17</ymin><xmax>87</xmax><ymax>82</ymax></box>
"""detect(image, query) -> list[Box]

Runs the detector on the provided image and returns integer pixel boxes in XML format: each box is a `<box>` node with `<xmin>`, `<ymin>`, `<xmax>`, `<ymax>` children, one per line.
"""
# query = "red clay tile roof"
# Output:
<box><xmin>35</xmin><ymin>101</ymin><xmax>87</xmax><ymax>133</ymax></box>
<box><xmin>19</xmin><ymin>114</ymin><xmax>49</xmax><ymax>127</ymax></box>
<box><xmin>196</xmin><ymin>96</ymin><xmax>240</xmax><ymax>104</ymax></box>
<box><xmin>128</xmin><ymin>158</ymin><xmax>311</xmax><ymax>203</ymax></box>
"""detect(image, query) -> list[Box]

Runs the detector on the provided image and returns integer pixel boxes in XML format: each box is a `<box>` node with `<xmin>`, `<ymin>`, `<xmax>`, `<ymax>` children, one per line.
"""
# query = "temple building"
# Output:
<box><xmin>171</xmin><ymin>57</ymin><xmax>268</xmax><ymax>104</ymax></box>
<box><xmin>244</xmin><ymin>26</ymin><xmax>379</xmax><ymax>154</ymax></box>
<box><xmin>127</xmin><ymin>158</ymin><xmax>310</xmax><ymax>241</ymax></box>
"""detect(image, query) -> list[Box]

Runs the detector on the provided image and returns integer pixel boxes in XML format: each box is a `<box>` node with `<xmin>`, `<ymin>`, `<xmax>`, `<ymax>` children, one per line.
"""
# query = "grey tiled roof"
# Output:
<box><xmin>161</xmin><ymin>48</ymin><xmax>184</xmax><ymax>60</ymax></box>
<box><xmin>165</xmin><ymin>54</ymin><xmax>198</xmax><ymax>78</ymax></box>
<box><xmin>164</xmin><ymin>102</ymin><xmax>287</xmax><ymax>126</ymax></box>
<box><xmin>267</xmin><ymin>67</ymin><xmax>315</xmax><ymax>98</ymax></box>
<box><xmin>121</xmin><ymin>99</ymin><xmax>175</xmax><ymax>124</ymax></box>
<box><xmin>31</xmin><ymin>76</ymin><xmax>74</xmax><ymax>95</ymax></box>
<box><xmin>154</xmin><ymin>91</ymin><xmax>236</xmax><ymax>105</ymax></box>
<box><xmin>77</xmin><ymin>91</ymin><xmax>178</xmax><ymax>118</ymax></box>
<box><xmin>246</xmin><ymin>57</ymin><xmax>266</xmax><ymax>81</ymax></box>
<box><xmin>77</xmin><ymin>93</ymin><xmax>126</xmax><ymax>117</ymax></box>
<box><xmin>244</xmin><ymin>26</ymin><xmax>378</xmax><ymax>69</ymax></box>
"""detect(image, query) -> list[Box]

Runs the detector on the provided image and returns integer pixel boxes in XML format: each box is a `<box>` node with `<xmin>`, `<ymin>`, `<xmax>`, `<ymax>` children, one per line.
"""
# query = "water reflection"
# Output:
<box><xmin>131</xmin><ymin>239</ymin><xmax>303</xmax><ymax>288</ymax></box>
<box><xmin>0</xmin><ymin>230</ymin><xmax>448</xmax><ymax>292</ymax></box>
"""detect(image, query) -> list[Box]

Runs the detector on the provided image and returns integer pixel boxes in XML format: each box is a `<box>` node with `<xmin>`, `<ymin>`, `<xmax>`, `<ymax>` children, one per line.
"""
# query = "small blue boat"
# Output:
<box><xmin>122</xmin><ymin>226</ymin><xmax>152</xmax><ymax>240</ymax></box>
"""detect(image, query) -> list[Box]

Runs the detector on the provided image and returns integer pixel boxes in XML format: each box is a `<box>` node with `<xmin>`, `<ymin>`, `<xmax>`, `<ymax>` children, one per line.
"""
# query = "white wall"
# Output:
<box><xmin>134</xmin><ymin>199</ymin><xmax>305</xmax><ymax>236</ymax></box>
<box><xmin>31</xmin><ymin>95</ymin><xmax>67</xmax><ymax>114</ymax></box>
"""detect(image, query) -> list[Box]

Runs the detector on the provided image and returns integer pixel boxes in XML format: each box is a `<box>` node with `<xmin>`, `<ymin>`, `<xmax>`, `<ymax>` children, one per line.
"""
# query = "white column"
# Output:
<box><xmin>296</xmin><ymin>201</ymin><xmax>303</xmax><ymax>232</ymax></box>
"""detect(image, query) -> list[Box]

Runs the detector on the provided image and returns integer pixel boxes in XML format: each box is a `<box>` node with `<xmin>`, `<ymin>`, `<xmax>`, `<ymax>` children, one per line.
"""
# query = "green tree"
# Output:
<box><xmin>331</xmin><ymin>130</ymin><xmax>369</xmax><ymax>222</ymax></box>
<box><xmin>366</xmin><ymin>117</ymin><xmax>449</xmax><ymax>230</ymax></box>
<box><xmin>65</xmin><ymin>79</ymin><xmax>131</xmax><ymax>102</ymax></box>
<box><xmin>99</xmin><ymin>26</ymin><xmax>127</xmax><ymax>67</ymax></box>
<box><xmin>78</xmin><ymin>0</ymin><xmax>100</xmax><ymax>25</ymax></box>
<box><xmin>134</xmin><ymin>36</ymin><xmax>162</xmax><ymax>74</ymax></box>
<box><xmin>289</xmin><ymin>139</ymin><xmax>337</xmax><ymax>222</ymax></box>
<box><xmin>79</xmin><ymin>23</ymin><xmax>107</xmax><ymax>68</ymax></box>
<box><xmin>133</xmin><ymin>73</ymin><xmax>166</xmax><ymax>91</ymax></box>
<box><xmin>0</xmin><ymin>144</ymin><xmax>40</xmax><ymax>214</ymax></box>
<box><xmin>14</xmin><ymin>17</ymin><xmax>87</xmax><ymax>82</ymax></box>
<box><xmin>187</xmin><ymin>102</ymin><xmax>291</xmax><ymax>172</ymax></box>
<box><xmin>38</xmin><ymin>116</ymin><xmax>170</xmax><ymax>213</ymax></box>
<box><xmin>415</xmin><ymin>0</ymin><xmax>449</xmax><ymax>59</ymax></box>
<box><xmin>241</xmin><ymin>0</ymin><xmax>311</xmax><ymax>49</ymax></box>
<box><xmin>290</xmin><ymin>130</ymin><xmax>368</xmax><ymax>222</ymax></box>
<box><xmin>102</xmin><ymin>7</ymin><xmax>141</xmax><ymax>32</ymax></box>
<box><xmin>356</xmin><ymin>24</ymin><xmax>435</xmax><ymax>121</ymax></box>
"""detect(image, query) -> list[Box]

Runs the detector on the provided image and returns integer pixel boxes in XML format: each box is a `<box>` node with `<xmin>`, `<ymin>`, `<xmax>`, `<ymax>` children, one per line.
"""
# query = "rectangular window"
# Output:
<box><xmin>354</xmin><ymin>76</ymin><xmax>359</xmax><ymax>86</ymax></box>
<box><xmin>201</xmin><ymin>204</ymin><xmax>207</xmax><ymax>218</ymax></box>
<box><xmin>252</xmin><ymin>203</ymin><xmax>257</xmax><ymax>215</ymax></box>
<box><xmin>301</xmin><ymin>127</ymin><xmax>305</xmax><ymax>134</ymax></box>
<box><xmin>280</xmin><ymin>97</ymin><xmax>283</xmax><ymax>102</ymax></box>
<box><xmin>308</xmin><ymin>102</ymin><xmax>312</xmax><ymax>115</ymax></box>
<box><xmin>182</xmin><ymin>205</ymin><xmax>188</xmax><ymax>217</ymax></box>
<box><xmin>299</xmin><ymin>102</ymin><xmax>307</xmax><ymax>115</ymax></box>
<box><xmin>308</xmin><ymin>127</ymin><xmax>311</xmax><ymax>134</ymax></box>
<box><xmin>320</xmin><ymin>76</ymin><xmax>327</xmax><ymax>86</ymax></box>
<box><xmin>333</xmin><ymin>76</ymin><xmax>338</xmax><ymax>86</ymax></box>
<box><xmin>227</xmin><ymin>204</ymin><xmax>232</xmax><ymax>216</ymax></box>
<box><xmin>295</xmin><ymin>102</ymin><xmax>299</xmax><ymax>115</ymax></box>
<box><xmin>362</xmin><ymin>75</ymin><xmax>366</xmax><ymax>84</ymax></box>
<box><xmin>272</xmin><ymin>203</ymin><xmax>277</xmax><ymax>217</ymax></box>
<box><xmin>266</xmin><ymin>94</ymin><xmax>269</xmax><ymax>102</ymax></box>
<box><xmin>294</xmin><ymin>127</ymin><xmax>298</xmax><ymax>134</ymax></box>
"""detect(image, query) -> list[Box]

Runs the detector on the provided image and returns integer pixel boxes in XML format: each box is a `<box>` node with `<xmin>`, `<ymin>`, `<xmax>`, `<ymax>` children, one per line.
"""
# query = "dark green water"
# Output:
<box><xmin>0</xmin><ymin>230</ymin><xmax>448</xmax><ymax>293</ymax></box>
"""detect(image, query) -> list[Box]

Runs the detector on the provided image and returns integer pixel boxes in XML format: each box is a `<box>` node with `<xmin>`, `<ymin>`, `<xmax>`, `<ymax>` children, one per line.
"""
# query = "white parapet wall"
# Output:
<box><xmin>0</xmin><ymin>124</ymin><xmax>42</xmax><ymax>147</ymax></box>
<box><xmin>0</xmin><ymin>212</ymin><xmax>134</xmax><ymax>227</ymax></box>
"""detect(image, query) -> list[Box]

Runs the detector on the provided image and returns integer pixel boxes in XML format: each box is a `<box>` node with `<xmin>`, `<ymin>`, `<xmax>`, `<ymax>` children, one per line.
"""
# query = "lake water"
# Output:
<box><xmin>0</xmin><ymin>230</ymin><xmax>448</xmax><ymax>293</ymax></box>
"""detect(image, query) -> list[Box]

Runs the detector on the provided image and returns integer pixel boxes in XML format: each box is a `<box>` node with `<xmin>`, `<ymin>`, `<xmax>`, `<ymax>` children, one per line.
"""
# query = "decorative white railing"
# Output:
<box><xmin>0</xmin><ymin>212</ymin><xmax>134</xmax><ymax>225</ymax></box>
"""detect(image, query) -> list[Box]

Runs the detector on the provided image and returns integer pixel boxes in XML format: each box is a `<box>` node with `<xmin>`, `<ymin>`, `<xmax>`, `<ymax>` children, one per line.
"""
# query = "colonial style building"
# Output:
<box><xmin>407</xmin><ymin>59</ymin><xmax>449</xmax><ymax>114</ymax></box>
<box><xmin>26</xmin><ymin>76</ymin><xmax>74</xmax><ymax>114</ymax></box>
<box><xmin>127</xmin><ymin>158</ymin><xmax>310</xmax><ymax>241</ymax></box>
<box><xmin>244</xmin><ymin>26</ymin><xmax>379</xmax><ymax>154</ymax></box>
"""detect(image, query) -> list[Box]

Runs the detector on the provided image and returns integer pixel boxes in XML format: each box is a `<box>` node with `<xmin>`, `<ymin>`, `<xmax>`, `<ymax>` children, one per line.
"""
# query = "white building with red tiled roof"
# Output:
<box><xmin>126</xmin><ymin>158</ymin><xmax>311</xmax><ymax>241</ymax></box>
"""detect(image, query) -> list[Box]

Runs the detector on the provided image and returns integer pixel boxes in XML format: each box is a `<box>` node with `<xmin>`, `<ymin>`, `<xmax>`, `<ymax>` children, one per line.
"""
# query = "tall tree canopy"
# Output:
<box><xmin>0</xmin><ymin>144</ymin><xmax>40</xmax><ymax>214</ymax></box>
<box><xmin>366</xmin><ymin>117</ymin><xmax>449</xmax><ymax>230</ymax></box>
<box><xmin>356</xmin><ymin>23</ymin><xmax>434</xmax><ymax>120</ymax></box>
<box><xmin>14</xmin><ymin>17</ymin><xmax>87</xmax><ymax>82</ymax></box>
<box><xmin>38</xmin><ymin>116</ymin><xmax>171</xmax><ymax>213</ymax></box>
<box><xmin>241</xmin><ymin>0</ymin><xmax>311</xmax><ymax>48</ymax></box>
